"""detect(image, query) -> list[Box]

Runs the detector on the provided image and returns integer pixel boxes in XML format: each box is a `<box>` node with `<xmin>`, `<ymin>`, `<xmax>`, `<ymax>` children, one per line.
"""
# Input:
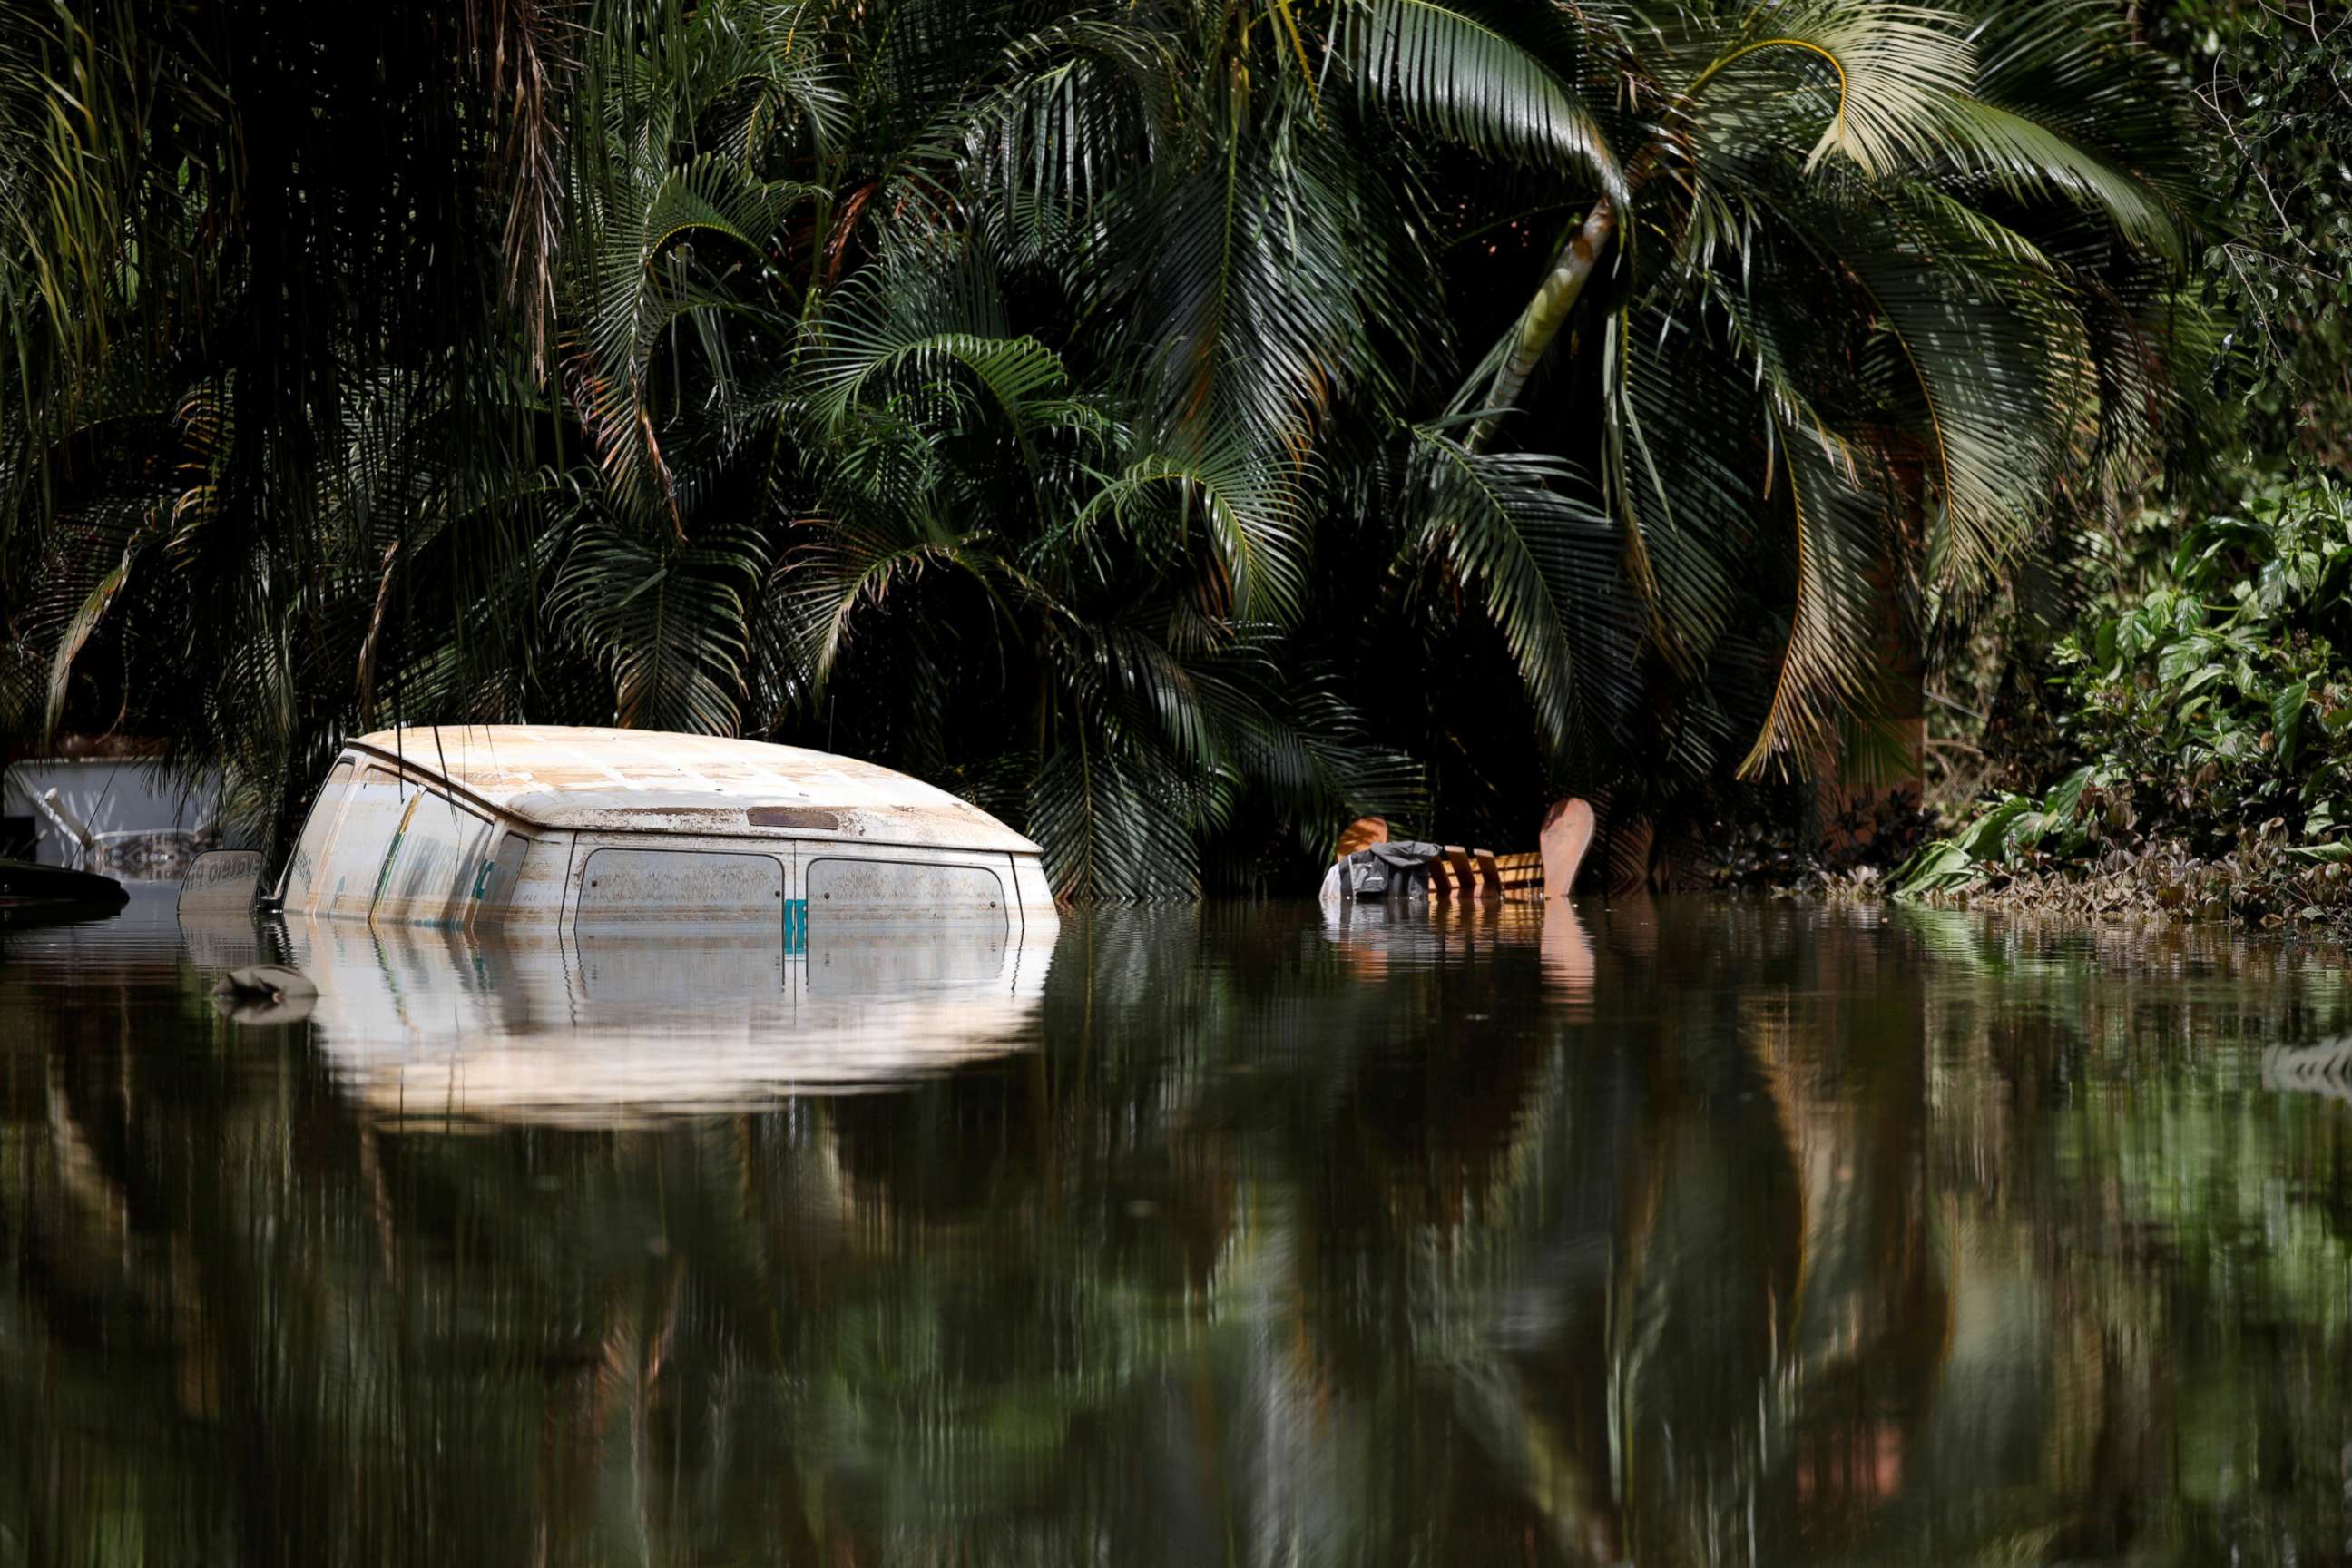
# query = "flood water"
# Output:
<box><xmin>5</xmin><ymin>887</ymin><xmax>2352</xmax><ymax>1565</ymax></box>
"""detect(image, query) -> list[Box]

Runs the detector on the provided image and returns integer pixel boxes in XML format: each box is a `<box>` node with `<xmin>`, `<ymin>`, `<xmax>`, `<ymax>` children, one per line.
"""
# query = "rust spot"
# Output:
<box><xmin>746</xmin><ymin>806</ymin><xmax>847</xmax><ymax>832</ymax></box>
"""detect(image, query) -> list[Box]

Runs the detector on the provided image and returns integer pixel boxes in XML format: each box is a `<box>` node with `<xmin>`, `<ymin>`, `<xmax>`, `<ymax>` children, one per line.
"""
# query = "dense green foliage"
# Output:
<box><xmin>2152</xmin><ymin>0</ymin><xmax>2351</xmax><ymax>467</ymax></box>
<box><xmin>1898</xmin><ymin>0</ymin><xmax>2352</xmax><ymax>923</ymax></box>
<box><xmin>0</xmin><ymin>0</ymin><xmax>2220</xmax><ymax>894</ymax></box>
<box><xmin>1900</xmin><ymin>476</ymin><xmax>2352</xmax><ymax>918</ymax></box>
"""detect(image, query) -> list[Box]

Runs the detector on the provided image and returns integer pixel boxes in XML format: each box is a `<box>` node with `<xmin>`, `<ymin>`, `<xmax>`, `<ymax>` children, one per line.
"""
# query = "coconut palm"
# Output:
<box><xmin>747</xmin><ymin>0</ymin><xmax>2204</xmax><ymax>871</ymax></box>
<box><xmin>955</xmin><ymin>0</ymin><xmax>2204</xmax><ymax>779</ymax></box>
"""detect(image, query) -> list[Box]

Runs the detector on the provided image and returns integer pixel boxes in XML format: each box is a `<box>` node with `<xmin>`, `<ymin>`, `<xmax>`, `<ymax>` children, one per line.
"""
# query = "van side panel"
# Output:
<box><xmin>1009</xmin><ymin>856</ymin><xmax>1056</xmax><ymax>923</ymax></box>
<box><xmin>803</xmin><ymin>852</ymin><xmax>1009</xmax><ymax>935</ymax></box>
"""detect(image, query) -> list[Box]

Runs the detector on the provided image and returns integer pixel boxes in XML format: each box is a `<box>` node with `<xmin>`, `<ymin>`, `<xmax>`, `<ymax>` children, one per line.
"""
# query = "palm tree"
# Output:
<box><xmin>966</xmin><ymin>0</ymin><xmax>2200</xmax><ymax>761</ymax></box>
<box><xmin>0</xmin><ymin>0</ymin><xmax>2217</xmax><ymax>897</ymax></box>
<box><xmin>800</xmin><ymin>0</ymin><xmax>2208</xmax><ymax>872</ymax></box>
<box><xmin>1429</xmin><ymin>0</ymin><xmax>2204</xmax><ymax>779</ymax></box>
<box><xmin>0</xmin><ymin>0</ymin><xmax>570</xmax><ymax>850</ymax></box>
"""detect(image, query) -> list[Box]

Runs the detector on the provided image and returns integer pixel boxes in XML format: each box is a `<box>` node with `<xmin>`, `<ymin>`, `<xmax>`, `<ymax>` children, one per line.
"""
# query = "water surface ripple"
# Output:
<box><xmin>5</xmin><ymin>889</ymin><xmax>2349</xmax><ymax>1564</ymax></box>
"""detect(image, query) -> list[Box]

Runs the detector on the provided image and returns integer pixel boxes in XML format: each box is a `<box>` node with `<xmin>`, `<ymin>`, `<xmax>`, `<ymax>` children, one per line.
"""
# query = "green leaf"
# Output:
<box><xmin>1890</xmin><ymin>838</ymin><xmax>1983</xmax><ymax>896</ymax></box>
<box><xmin>2274</xmin><ymin>680</ymin><xmax>2309</xmax><ymax>769</ymax></box>
<box><xmin>2041</xmin><ymin>765</ymin><xmax>2093</xmax><ymax>823</ymax></box>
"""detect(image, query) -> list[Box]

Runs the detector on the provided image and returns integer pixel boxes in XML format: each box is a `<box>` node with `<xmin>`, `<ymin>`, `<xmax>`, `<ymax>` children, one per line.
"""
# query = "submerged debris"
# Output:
<box><xmin>211</xmin><ymin>965</ymin><xmax>320</xmax><ymax>1026</ymax></box>
<box><xmin>1905</xmin><ymin>834</ymin><xmax>2352</xmax><ymax>932</ymax></box>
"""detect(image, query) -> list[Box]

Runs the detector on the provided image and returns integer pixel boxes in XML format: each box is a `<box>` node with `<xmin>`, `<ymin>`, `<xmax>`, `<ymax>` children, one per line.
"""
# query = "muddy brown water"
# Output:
<box><xmin>5</xmin><ymin>887</ymin><xmax>2350</xmax><ymax>1564</ymax></box>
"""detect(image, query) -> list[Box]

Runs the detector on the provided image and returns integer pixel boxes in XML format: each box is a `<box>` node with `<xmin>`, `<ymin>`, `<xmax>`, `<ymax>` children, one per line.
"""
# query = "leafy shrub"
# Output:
<box><xmin>1897</xmin><ymin>476</ymin><xmax>2352</xmax><ymax>922</ymax></box>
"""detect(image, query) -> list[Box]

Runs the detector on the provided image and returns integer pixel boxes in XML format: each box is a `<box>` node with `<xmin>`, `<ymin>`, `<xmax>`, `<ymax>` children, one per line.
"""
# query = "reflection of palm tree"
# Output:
<box><xmin>1746</xmin><ymin>914</ymin><xmax>1947</xmax><ymax>1547</ymax></box>
<box><xmin>1431</xmin><ymin>905</ymin><xmax>1958</xmax><ymax>1562</ymax></box>
<box><xmin>14</xmin><ymin>902</ymin><xmax>2352</xmax><ymax>1563</ymax></box>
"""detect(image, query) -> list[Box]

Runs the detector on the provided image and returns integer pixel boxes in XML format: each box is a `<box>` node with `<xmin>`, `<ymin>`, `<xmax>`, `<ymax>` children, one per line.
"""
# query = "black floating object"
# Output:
<box><xmin>0</xmin><ymin>858</ymin><xmax>130</xmax><ymax>915</ymax></box>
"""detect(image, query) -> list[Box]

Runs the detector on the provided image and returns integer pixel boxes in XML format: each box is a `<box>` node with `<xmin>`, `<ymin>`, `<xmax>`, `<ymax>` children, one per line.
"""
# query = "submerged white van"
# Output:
<box><xmin>270</xmin><ymin>726</ymin><xmax>1057</xmax><ymax>938</ymax></box>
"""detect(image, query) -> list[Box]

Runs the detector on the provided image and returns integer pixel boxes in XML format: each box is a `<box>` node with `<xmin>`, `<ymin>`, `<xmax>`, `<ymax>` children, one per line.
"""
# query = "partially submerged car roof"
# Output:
<box><xmin>348</xmin><ymin>726</ymin><xmax>1039</xmax><ymax>855</ymax></box>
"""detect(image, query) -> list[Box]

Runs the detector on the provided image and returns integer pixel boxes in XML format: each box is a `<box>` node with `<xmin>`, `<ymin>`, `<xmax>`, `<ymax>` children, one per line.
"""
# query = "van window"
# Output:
<box><xmin>317</xmin><ymin>768</ymin><xmax>414</xmax><ymax>921</ymax></box>
<box><xmin>375</xmin><ymin>789</ymin><xmax>495</xmax><ymax>926</ymax></box>
<box><xmin>804</xmin><ymin>858</ymin><xmax>1007</xmax><ymax>932</ymax></box>
<box><xmin>480</xmin><ymin>831</ymin><xmax>532</xmax><ymax>908</ymax></box>
<box><xmin>279</xmin><ymin>760</ymin><xmax>355</xmax><ymax>910</ymax></box>
<box><xmin>575</xmin><ymin>848</ymin><xmax>784</xmax><ymax>928</ymax></box>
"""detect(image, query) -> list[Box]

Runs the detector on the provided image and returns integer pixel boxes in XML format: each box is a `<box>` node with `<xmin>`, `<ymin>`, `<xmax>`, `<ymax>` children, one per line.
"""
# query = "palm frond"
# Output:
<box><xmin>1738</xmin><ymin>425</ymin><xmax>1890</xmax><ymax>778</ymax></box>
<box><xmin>568</xmin><ymin>150</ymin><xmax>807</xmax><ymax>515</ymax></box>
<box><xmin>1600</xmin><ymin>304</ymin><xmax>1756</xmax><ymax>671</ymax></box>
<box><xmin>1937</xmin><ymin>0</ymin><xmax>2200</xmax><ymax>256</ymax></box>
<box><xmin>805</xmin><ymin>253</ymin><xmax>1073</xmax><ymax>436</ymax></box>
<box><xmin>1403</xmin><ymin>429</ymin><xmax>1636</xmax><ymax>756</ymax></box>
<box><xmin>1679</xmin><ymin>3</ymin><xmax>1976</xmax><ymax>180</ymax></box>
<box><xmin>1333</xmin><ymin>0</ymin><xmax>1627</xmax><ymax>202</ymax></box>
<box><xmin>1086</xmin><ymin>438</ymin><xmax>1312</xmax><ymax>623</ymax></box>
<box><xmin>771</xmin><ymin>514</ymin><xmax>997</xmax><ymax>692</ymax></box>
<box><xmin>41</xmin><ymin>506</ymin><xmax>154</xmax><ymax>740</ymax></box>
<box><xmin>549</xmin><ymin>511</ymin><xmax>767</xmax><ymax>732</ymax></box>
<box><xmin>1806</xmin><ymin>176</ymin><xmax>2088</xmax><ymax>590</ymax></box>
<box><xmin>1030</xmin><ymin>730</ymin><xmax>1204</xmax><ymax>900</ymax></box>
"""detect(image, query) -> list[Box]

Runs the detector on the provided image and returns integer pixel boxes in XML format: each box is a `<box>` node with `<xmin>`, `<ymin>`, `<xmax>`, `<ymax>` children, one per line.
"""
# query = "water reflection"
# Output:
<box><xmin>4</xmin><ymin>894</ymin><xmax>2350</xmax><ymax>1564</ymax></box>
<box><xmin>257</xmin><ymin>915</ymin><xmax>1054</xmax><ymax>1125</ymax></box>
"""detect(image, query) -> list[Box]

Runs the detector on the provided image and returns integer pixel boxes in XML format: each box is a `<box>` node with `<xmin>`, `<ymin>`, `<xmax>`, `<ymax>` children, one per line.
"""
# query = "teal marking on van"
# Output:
<box><xmin>372</xmin><ymin>829</ymin><xmax>405</xmax><ymax>900</ymax></box>
<box><xmin>784</xmin><ymin>898</ymin><xmax>808</xmax><ymax>954</ymax></box>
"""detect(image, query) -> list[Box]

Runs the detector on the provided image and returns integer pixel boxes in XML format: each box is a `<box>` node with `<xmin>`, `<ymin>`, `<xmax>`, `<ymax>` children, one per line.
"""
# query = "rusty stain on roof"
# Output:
<box><xmin>348</xmin><ymin>726</ymin><xmax>1039</xmax><ymax>855</ymax></box>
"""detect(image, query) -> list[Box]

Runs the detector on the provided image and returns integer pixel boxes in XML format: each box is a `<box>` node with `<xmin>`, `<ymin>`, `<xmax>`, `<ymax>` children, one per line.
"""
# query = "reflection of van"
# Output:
<box><xmin>278</xmin><ymin>917</ymin><xmax>1054</xmax><ymax>1125</ymax></box>
<box><xmin>270</xmin><ymin>726</ymin><xmax>1056</xmax><ymax>937</ymax></box>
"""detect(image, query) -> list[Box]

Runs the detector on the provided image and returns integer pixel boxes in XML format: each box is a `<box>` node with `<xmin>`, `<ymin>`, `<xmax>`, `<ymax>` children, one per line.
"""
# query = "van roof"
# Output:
<box><xmin>347</xmin><ymin>726</ymin><xmax>1039</xmax><ymax>855</ymax></box>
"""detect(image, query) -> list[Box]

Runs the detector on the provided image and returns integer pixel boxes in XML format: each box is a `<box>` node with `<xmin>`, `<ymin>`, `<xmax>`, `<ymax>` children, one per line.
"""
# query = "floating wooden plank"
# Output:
<box><xmin>1491</xmin><ymin>851</ymin><xmax>1545</xmax><ymax>898</ymax></box>
<box><xmin>1442</xmin><ymin>847</ymin><xmax>1478</xmax><ymax>897</ymax></box>
<box><xmin>1425</xmin><ymin>850</ymin><xmax>1456</xmax><ymax>899</ymax></box>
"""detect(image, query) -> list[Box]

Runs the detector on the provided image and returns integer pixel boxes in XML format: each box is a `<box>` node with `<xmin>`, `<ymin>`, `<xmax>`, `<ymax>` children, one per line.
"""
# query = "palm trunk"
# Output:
<box><xmin>1466</xmin><ymin>196</ymin><xmax>1618</xmax><ymax>452</ymax></box>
